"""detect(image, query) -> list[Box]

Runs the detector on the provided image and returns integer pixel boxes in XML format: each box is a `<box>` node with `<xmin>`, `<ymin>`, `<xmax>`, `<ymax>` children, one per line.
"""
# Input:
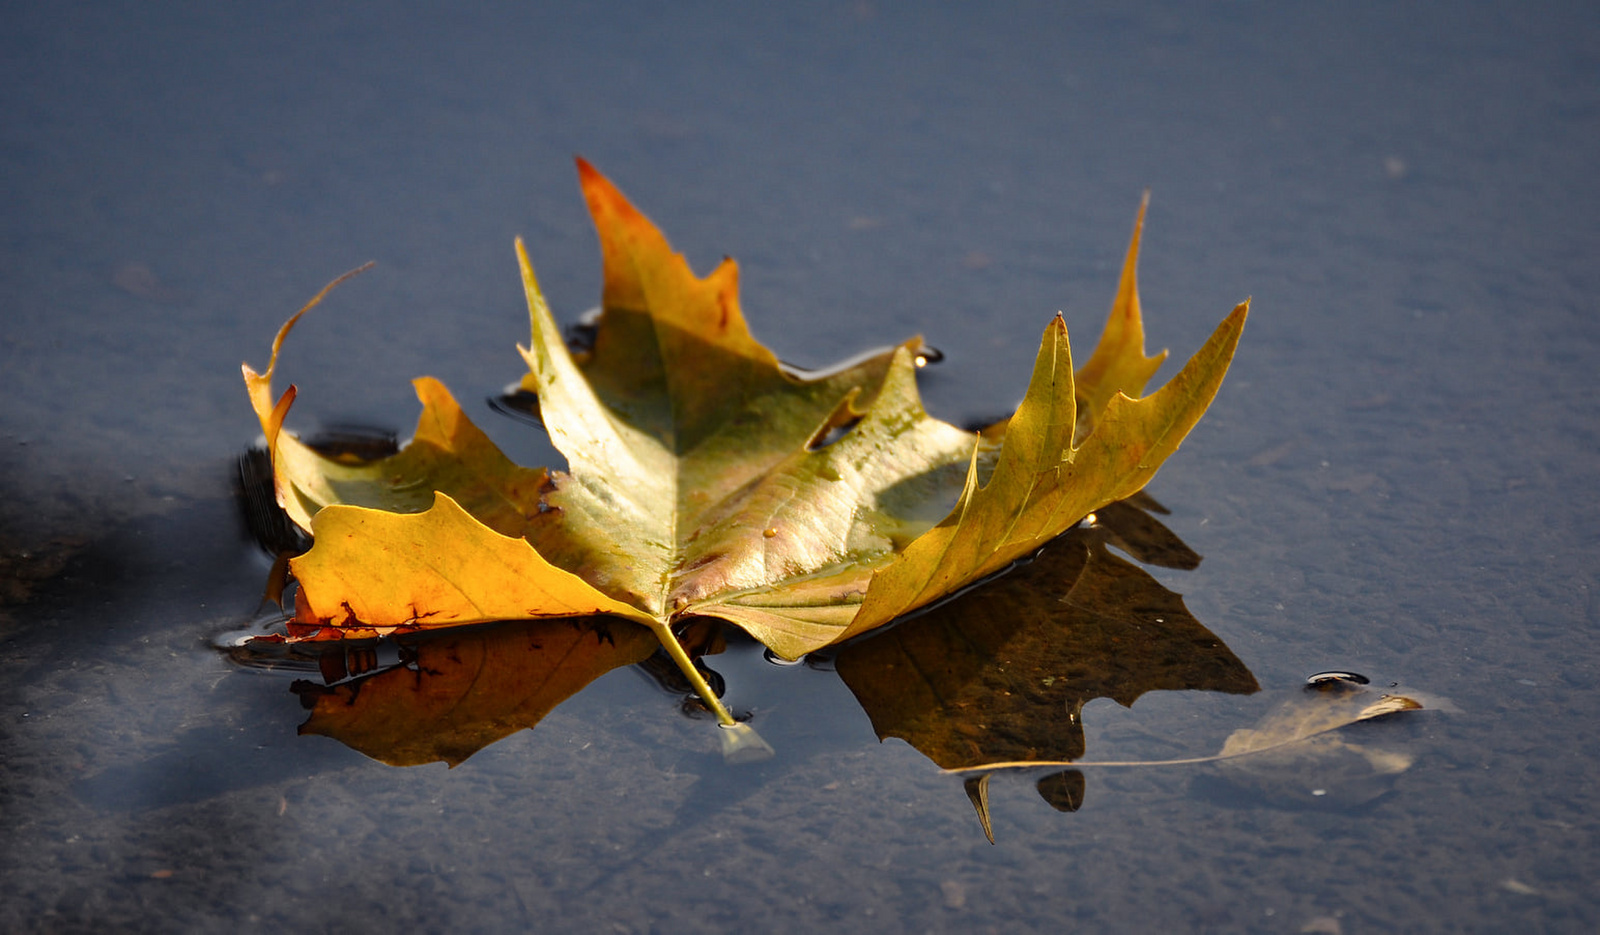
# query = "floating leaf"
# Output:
<box><xmin>243</xmin><ymin>160</ymin><xmax>1248</xmax><ymax>732</ymax></box>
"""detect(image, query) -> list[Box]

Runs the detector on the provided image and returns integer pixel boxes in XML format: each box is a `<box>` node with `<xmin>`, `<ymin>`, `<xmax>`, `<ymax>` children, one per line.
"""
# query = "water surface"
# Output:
<box><xmin>3</xmin><ymin>2</ymin><xmax>1598</xmax><ymax>931</ymax></box>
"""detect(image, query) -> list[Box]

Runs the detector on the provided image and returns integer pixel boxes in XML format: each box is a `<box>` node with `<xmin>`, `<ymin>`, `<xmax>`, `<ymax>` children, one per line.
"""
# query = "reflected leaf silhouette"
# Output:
<box><xmin>834</xmin><ymin>520</ymin><xmax>1258</xmax><ymax>771</ymax></box>
<box><xmin>1036</xmin><ymin>769</ymin><xmax>1087</xmax><ymax>812</ymax></box>
<box><xmin>1088</xmin><ymin>492</ymin><xmax>1200</xmax><ymax>570</ymax></box>
<box><xmin>290</xmin><ymin>618</ymin><xmax>657</xmax><ymax>767</ymax></box>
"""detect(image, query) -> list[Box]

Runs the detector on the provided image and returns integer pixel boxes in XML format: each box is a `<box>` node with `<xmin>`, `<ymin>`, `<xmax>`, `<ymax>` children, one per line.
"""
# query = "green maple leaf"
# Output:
<box><xmin>243</xmin><ymin>160</ymin><xmax>1248</xmax><ymax>739</ymax></box>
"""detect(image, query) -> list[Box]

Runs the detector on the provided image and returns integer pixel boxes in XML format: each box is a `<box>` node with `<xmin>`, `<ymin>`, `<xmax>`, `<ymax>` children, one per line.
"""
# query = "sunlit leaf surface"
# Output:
<box><xmin>242</xmin><ymin>160</ymin><xmax>1247</xmax><ymax>727</ymax></box>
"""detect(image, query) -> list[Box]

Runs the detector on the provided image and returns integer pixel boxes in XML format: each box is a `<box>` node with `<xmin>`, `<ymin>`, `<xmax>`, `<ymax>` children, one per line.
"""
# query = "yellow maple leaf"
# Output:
<box><xmin>243</xmin><ymin>160</ymin><xmax>1248</xmax><ymax>740</ymax></box>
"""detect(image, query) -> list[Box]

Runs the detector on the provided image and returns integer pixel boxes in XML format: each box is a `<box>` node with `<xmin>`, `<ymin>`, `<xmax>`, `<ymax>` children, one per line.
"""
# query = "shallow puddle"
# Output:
<box><xmin>4</xmin><ymin>3</ymin><xmax>1598</xmax><ymax>931</ymax></box>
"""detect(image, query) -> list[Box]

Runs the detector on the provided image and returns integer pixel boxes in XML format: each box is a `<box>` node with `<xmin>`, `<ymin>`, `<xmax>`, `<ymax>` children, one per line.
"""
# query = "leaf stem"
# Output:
<box><xmin>647</xmin><ymin>622</ymin><xmax>775</xmax><ymax>762</ymax></box>
<box><xmin>648</xmin><ymin>623</ymin><xmax>737</xmax><ymax>727</ymax></box>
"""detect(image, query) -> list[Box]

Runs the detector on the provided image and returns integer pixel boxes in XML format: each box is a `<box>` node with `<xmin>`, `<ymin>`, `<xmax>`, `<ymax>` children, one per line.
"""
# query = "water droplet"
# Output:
<box><xmin>489</xmin><ymin>385</ymin><xmax>544</xmax><ymax>427</ymax></box>
<box><xmin>304</xmin><ymin>424</ymin><xmax>401</xmax><ymax>461</ymax></box>
<box><xmin>1305</xmin><ymin>671</ymin><xmax>1370</xmax><ymax>691</ymax></box>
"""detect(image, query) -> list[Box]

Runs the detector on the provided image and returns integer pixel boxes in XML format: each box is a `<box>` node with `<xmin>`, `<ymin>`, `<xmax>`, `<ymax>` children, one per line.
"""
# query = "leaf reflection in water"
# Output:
<box><xmin>833</xmin><ymin>501</ymin><xmax>1263</xmax><ymax>841</ymax></box>
<box><xmin>828</xmin><ymin>500</ymin><xmax>1433</xmax><ymax>840</ymax></box>
<box><xmin>289</xmin><ymin>617</ymin><xmax>656</xmax><ymax>767</ymax></box>
<box><xmin>835</xmin><ymin>513</ymin><xmax>1260</xmax><ymax>772</ymax></box>
<box><xmin>253</xmin><ymin>495</ymin><xmax>1429</xmax><ymax>843</ymax></box>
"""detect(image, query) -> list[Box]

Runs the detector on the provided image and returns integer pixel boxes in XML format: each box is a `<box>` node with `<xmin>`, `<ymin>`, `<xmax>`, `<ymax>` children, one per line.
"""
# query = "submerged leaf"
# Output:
<box><xmin>243</xmin><ymin>161</ymin><xmax>1248</xmax><ymax>724</ymax></box>
<box><xmin>1195</xmin><ymin>679</ymin><xmax>1427</xmax><ymax>808</ymax></box>
<box><xmin>943</xmin><ymin>677</ymin><xmax>1429</xmax><ymax>773</ymax></box>
<box><xmin>1217</xmin><ymin>681</ymin><xmax>1424</xmax><ymax>760</ymax></box>
<box><xmin>937</xmin><ymin>676</ymin><xmax>1430</xmax><ymax>840</ymax></box>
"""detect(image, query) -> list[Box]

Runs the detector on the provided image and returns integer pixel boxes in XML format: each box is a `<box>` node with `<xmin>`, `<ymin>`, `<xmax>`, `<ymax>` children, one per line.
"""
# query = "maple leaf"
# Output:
<box><xmin>243</xmin><ymin>160</ymin><xmax>1248</xmax><ymax>738</ymax></box>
